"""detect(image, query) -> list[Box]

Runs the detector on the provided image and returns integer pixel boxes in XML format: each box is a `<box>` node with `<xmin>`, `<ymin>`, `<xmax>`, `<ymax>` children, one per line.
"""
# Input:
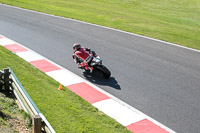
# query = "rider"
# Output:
<box><xmin>72</xmin><ymin>43</ymin><xmax>97</xmax><ymax>71</ymax></box>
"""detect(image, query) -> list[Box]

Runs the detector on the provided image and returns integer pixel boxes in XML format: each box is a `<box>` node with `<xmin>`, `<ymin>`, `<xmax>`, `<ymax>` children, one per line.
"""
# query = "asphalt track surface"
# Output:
<box><xmin>1</xmin><ymin>4</ymin><xmax>200</xmax><ymax>133</ymax></box>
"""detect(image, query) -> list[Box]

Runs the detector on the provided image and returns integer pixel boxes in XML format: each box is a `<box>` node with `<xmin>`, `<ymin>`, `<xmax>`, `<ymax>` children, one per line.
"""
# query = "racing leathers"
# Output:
<box><xmin>73</xmin><ymin>47</ymin><xmax>97</xmax><ymax>71</ymax></box>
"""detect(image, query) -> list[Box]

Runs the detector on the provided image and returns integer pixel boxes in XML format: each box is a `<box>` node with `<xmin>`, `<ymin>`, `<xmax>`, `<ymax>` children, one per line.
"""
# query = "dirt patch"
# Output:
<box><xmin>0</xmin><ymin>92</ymin><xmax>31</xmax><ymax>133</ymax></box>
<box><xmin>7</xmin><ymin>116</ymin><xmax>30</xmax><ymax>133</ymax></box>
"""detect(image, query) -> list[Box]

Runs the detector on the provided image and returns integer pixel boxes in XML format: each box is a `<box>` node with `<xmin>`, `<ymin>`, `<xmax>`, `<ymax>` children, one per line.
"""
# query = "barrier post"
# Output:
<box><xmin>32</xmin><ymin>115</ymin><xmax>42</xmax><ymax>133</ymax></box>
<box><xmin>3</xmin><ymin>68</ymin><xmax>11</xmax><ymax>95</ymax></box>
<box><xmin>0</xmin><ymin>71</ymin><xmax>3</xmax><ymax>91</ymax></box>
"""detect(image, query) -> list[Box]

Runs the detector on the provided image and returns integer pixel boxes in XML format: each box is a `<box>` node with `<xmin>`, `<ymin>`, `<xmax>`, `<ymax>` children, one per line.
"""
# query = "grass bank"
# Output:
<box><xmin>0</xmin><ymin>0</ymin><xmax>200</xmax><ymax>50</ymax></box>
<box><xmin>0</xmin><ymin>46</ymin><xmax>130</xmax><ymax>132</ymax></box>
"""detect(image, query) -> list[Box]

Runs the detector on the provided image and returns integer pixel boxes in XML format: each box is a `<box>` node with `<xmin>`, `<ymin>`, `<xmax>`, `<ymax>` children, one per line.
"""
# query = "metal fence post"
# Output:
<box><xmin>32</xmin><ymin>115</ymin><xmax>42</xmax><ymax>133</ymax></box>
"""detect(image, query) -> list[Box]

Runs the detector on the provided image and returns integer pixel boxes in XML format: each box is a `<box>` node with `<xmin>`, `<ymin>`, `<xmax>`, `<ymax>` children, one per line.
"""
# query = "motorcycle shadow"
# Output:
<box><xmin>82</xmin><ymin>71</ymin><xmax>121</xmax><ymax>90</ymax></box>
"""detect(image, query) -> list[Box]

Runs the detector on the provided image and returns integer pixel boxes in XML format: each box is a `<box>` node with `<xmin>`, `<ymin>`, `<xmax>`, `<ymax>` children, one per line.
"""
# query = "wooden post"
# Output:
<box><xmin>0</xmin><ymin>71</ymin><xmax>3</xmax><ymax>91</ymax></box>
<box><xmin>32</xmin><ymin>115</ymin><xmax>42</xmax><ymax>133</ymax></box>
<box><xmin>3</xmin><ymin>68</ymin><xmax>10</xmax><ymax>95</ymax></box>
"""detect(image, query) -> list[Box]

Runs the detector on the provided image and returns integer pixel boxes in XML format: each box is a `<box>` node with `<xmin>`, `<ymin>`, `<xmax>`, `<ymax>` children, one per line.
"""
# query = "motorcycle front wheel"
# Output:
<box><xmin>96</xmin><ymin>65</ymin><xmax>111</xmax><ymax>78</ymax></box>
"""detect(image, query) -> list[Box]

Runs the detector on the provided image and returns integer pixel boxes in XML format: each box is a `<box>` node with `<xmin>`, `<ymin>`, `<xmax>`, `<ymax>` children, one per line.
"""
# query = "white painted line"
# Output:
<box><xmin>16</xmin><ymin>51</ymin><xmax>44</xmax><ymax>62</ymax></box>
<box><xmin>1</xmin><ymin>3</ymin><xmax>200</xmax><ymax>54</ymax></box>
<box><xmin>0</xmin><ymin>38</ymin><xmax>17</xmax><ymax>46</ymax></box>
<box><xmin>46</xmin><ymin>69</ymin><xmax>84</xmax><ymax>86</ymax></box>
<box><xmin>93</xmin><ymin>99</ymin><xmax>145</xmax><ymax>126</ymax></box>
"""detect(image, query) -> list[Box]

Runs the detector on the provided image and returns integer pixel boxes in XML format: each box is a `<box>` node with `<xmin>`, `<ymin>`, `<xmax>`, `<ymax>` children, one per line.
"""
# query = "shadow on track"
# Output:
<box><xmin>82</xmin><ymin>71</ymin><xmax>121</xmax><ymax>90</ymax></box>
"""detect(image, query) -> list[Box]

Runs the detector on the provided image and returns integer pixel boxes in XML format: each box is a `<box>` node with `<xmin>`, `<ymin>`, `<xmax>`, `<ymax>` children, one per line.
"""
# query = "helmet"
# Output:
<box><xmin>73</xmin><ymin>43</ymin><xmax>81</xmax><ymax>51</ymax></box>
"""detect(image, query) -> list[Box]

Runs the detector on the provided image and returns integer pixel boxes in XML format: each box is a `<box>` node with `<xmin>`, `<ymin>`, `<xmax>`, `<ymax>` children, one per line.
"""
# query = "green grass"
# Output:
<box><xmin>0</xmin><ymin>0</ymin><xmax>200</xmax><ymax>50</ymax></box>
<box><xmin>0</xmin><ymin>46</ymin><xmax>130</xmax><ymax>132</ymax></box>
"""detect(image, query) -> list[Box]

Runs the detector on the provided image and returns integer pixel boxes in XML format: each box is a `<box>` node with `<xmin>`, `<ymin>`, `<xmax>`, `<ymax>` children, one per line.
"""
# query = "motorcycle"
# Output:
<box><xmin>89</xmin><ymin>55</ymin><xmax>111</xmax><ymax>78</ymax></box>
<box><xmin>73</xmin><ymin>53</ymin><xmax>111</xmax><ymax>78</ymax></box>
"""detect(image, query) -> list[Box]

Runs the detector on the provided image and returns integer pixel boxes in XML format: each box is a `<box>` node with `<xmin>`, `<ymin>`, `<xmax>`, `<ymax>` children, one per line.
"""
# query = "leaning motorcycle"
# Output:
<box><xmin>73</xmin><ymin>54</ymin><xmax>111</xmax><ymax>78</ymax></box>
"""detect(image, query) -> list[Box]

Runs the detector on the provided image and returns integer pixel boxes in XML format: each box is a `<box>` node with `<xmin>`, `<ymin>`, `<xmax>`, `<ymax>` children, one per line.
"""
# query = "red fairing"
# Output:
<box><xmin>74</xmin><ymin>47</ymin><xmax>89</xmax><ymax>60</ymax></box>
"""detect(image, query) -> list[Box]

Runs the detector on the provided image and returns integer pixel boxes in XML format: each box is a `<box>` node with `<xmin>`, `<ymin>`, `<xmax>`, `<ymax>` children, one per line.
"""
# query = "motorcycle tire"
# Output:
<box><xmin>96</xmin><ymin>65</ymin><xmax>111</xmax><ymax>78</ymax></box>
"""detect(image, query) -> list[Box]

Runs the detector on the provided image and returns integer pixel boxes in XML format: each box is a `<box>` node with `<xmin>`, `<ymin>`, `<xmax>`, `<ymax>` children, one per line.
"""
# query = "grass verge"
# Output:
<box><xmin>0</xmin><ymin>0</ymin><xmax>200</xmax><ymax>50</ymax></box>
<box><xmin>0</xmin><ymin>46</ymin><xmax>130</xmax><ymax>132</ymax></box>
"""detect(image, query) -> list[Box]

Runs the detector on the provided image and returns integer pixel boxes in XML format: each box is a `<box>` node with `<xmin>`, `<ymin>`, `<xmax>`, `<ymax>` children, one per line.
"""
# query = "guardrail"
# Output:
<box><xmin>0</xmin><ymin>68</ymin><xmax>56</xmax><ymax>133</ymax></box>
